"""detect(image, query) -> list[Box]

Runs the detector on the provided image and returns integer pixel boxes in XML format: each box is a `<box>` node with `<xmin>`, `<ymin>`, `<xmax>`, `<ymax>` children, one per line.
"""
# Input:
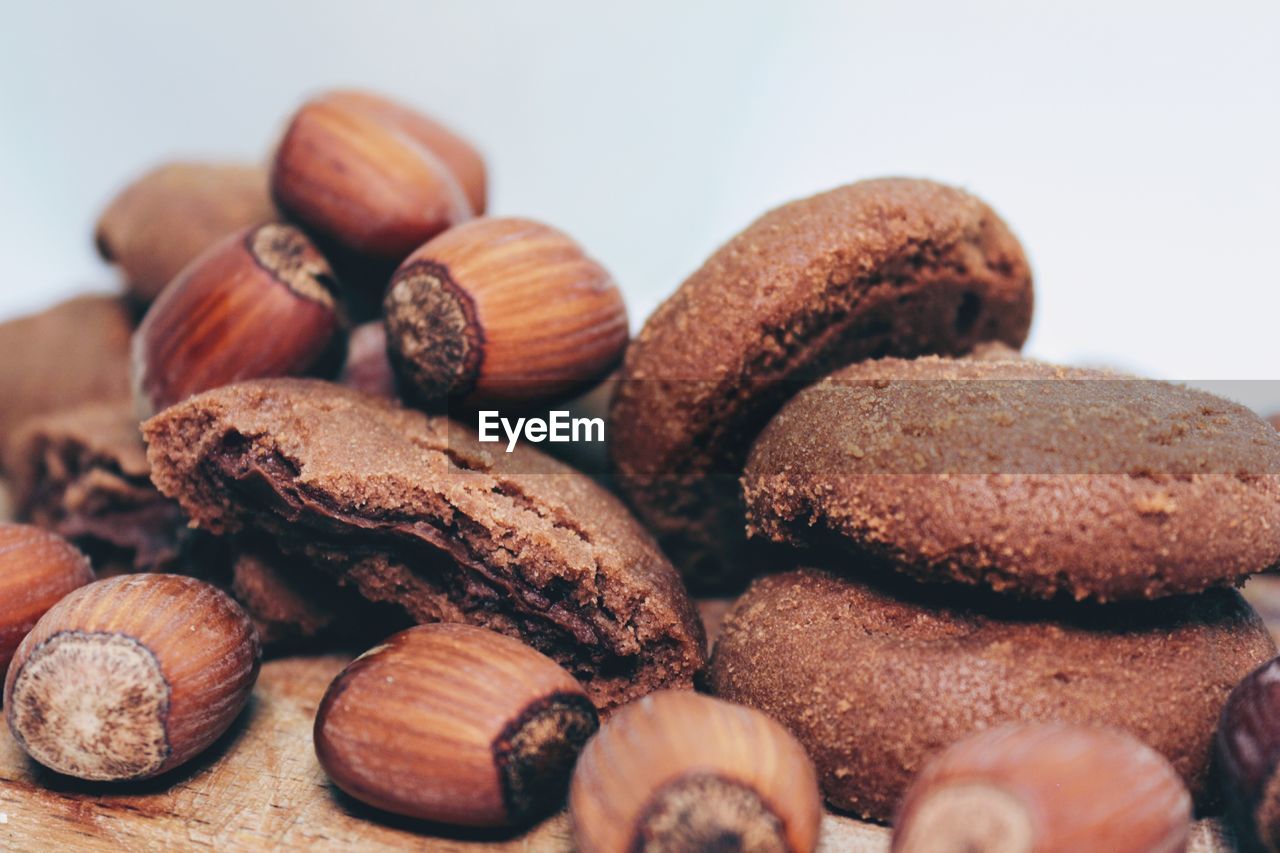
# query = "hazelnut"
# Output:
<box><xmin>0</xmin><ymin>524</ymin><xmax>94</xmax><ymax>676</ymax></box>
<box><xmin>95</xmin><ymin>162</ymin><xmax>276</xmax><ymax>304</ymax></box>
<box><xmin>314</xmin><ymin>624</ymin><xmax>599</xmax><ymax>827</ymax></box>
<box><xmin>317</xmin><ymin>90</ymin><xmax>487</xmax><ymax>216</ymax></box>
<box><xmin>892</xmin><ymin>724</ymin><xmax>1191</xmax><ymax>853</ymax></box>
<box><xmin>4</xmin><ymin>573</ymin><xmax>260</xmax><ymax>781</ymax></box>
<box><xmin>132</xmin><ymin>222</ymin><xmax>343</xmax><ymax>416</ymax></box>
<box><xmin>337</xmin><ymin>321</ymin><xmax>399</xmax><ymax>400</ymax></box>
<box><xmin>383</xmin><ymin>217</ymin><xmax>629</xmax><ymax>406</ymax></box>
<box><xmin>569</xmin><ymin>690</ymin><xmax>822</xmax><ymax>853</ymax></box>
<box><xmin>1217</xmin><ymin>657</ymin><xmax>1280</xmax><ymax>850</ymax></box>
<box><xmin>271</xmin><ymin>94</ymin><xmax>473</xmax><ymax>264</ymax></box>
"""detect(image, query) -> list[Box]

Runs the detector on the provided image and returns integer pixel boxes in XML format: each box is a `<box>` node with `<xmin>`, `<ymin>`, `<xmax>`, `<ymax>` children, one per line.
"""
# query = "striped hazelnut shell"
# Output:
<box><xmin>4</xmin><ymin>573</ymin><xmax>261</xmax><ymax>781</ymax></box>
<box><xmin>316</xmin><ymin>90</ymin><xmax>487</xmax><ymax>216</ymax></box>
<box><xmin>383</xmin><ymin>217</ymin><xmax>628</xmax><ymax>406</ymax></box>
<box><xmin>314</xmin><ymin>624</ymin><xmax>599</xmax><ymax>828</ymax></box>
<box><xmin>0</xmin><ymin>524</ymin><xmax>94</xmax><ymax>676</ymax></box>
<box><xmin>570</xmin><ymin>690</ymin><xmax>822</xmax><ymax>853</ymax></box>
<box><xmin>271</xmin><ymin>95</ymin><xmax>473</xmax><ymax>262</ymax></box>
<box><xmin>131</xmin><ymin>222</ymin><xmax>342</xmax><ymax>417</ymax></box>
<box><xmin>892</xmin><ymin>723</ymin><xmax>1191</xmax><ymax>853</ymax></box>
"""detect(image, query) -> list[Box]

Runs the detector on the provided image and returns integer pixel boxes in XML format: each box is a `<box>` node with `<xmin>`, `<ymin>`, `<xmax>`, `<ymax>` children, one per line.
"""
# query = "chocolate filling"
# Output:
<box><xmin>12</xmin><ymin>416</ymin><xmax>183</xmax><ymax>572</ymax></box>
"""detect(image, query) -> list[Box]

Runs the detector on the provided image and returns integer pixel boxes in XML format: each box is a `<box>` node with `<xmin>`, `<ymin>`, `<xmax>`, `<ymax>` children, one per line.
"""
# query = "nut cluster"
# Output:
<box><xmin>90</xmin><ymin>87</ymin><xmax>627</xmax><ymax>419</ymax></box>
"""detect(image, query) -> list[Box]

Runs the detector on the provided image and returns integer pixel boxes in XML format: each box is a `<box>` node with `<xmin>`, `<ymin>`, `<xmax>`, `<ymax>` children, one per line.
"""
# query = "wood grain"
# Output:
<box><xmin>0</xmin><ymin>654</ymin><xmax>900</xmax><ymax>851</ymax></box>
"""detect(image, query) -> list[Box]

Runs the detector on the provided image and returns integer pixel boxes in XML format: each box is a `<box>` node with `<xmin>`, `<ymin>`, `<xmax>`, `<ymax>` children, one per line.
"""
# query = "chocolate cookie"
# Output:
<box><xmin>609</xmin><ymin>178</ymin><xmax>1033</xmax><ymax>589</ymax></box>
<box><xmin>5</xmin><ymin>401</ymin><xmax>183</xmax><ymax>572</ymax></box>
<box><xmin>743</xmin><ymin>356</ymin><xmax>1280</xmax><ymax>601</ymax></box>
<box><xmin>0</xmin><ymin>295</ymin><xmax>133</xmax><ymax>463</ymax></box>
<box><xmin>143</xmin><ymin>378</ymin><xmax>705</xmax><ymax>709</ymax></box>
<box><xmin>707</xmin><ymin>568</ymin><xmax>1275</xmax><ymax>819</ymax></box>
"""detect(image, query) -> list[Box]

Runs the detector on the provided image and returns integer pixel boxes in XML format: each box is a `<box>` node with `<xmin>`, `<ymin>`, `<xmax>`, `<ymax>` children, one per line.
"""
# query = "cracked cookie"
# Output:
<box><xmin>5</xmin><ymin>401</ymin><xmax>183</xmax><ymax>572</ymax></box>
<box><xmin>143</xmin><ymin>378</ymin><xmax>705</xmax><ymax>709</ymax></box>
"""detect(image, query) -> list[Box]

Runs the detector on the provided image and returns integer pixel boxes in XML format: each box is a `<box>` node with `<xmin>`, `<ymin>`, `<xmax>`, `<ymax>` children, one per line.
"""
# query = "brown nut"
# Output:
<box><xmin>4</xmin><ymin>573</ymin><xmax>260</xmax><ymax>781</ymax></box>
<box><xmin>384</xmin><ymin>217</ymin><xmax>629</xmax><ymax>406</ymax></box>
<box><xmin>892</xmin><ymin>723</ymin><xmax>1191</xmax><ymax>853</ymax></box>
<box><xmin>1217</xmin><ymin>657</ymin><xmax>1280</xmax><ymax>850</ymax></box>
<box><xmin>317</xmin><ymin>90</ymin><xmax>487</xmax><ymax>216</ymax></box>
<box><xmin>314</xmin><ymin>623</ymin><xmax>599</xmax><ymax>827</ymax></box>
<box><xmin>95</xmin><ymin>162</ymin><xmax>276</xmax><ymax>304</ymax></box>
<box><xmin>271</xmin><ymin>95</ymin><xmax>473</xmax><ymax>264</ymax></box>
<box><xmin>131</xmin><ymin>222</ymin><xmax>342</xmax><ymax>417</ymax></box>
<box><xmin>0</xmin><ymin>525</ymin><xmax>94</xmax><ymax>676</ymax></box>
<box><xmin>569</xmin><ymin>690</ymin><xmax>822</xmax><ymax>853</ymax></box>
<box><xmin>337</xmin><ymin>321</ymin><xmax>398</xmax><ymax>400</ymax></box>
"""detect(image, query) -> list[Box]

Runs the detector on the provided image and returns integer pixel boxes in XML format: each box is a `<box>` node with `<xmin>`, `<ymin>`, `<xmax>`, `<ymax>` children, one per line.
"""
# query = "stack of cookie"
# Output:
<box><xmin>608</xmin><ymin>178</ymin><xmax>1280</xmax><ymax>822</ymax></box>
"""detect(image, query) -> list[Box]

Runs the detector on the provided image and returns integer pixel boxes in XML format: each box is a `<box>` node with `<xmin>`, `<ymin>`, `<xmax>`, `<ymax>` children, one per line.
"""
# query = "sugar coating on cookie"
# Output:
<box><xmin>707</xmin><ymin>568</ymin><xmax>1276</xmax><ymax>820</ymax></box>
<box><xmin>610</xmin><ymin>177</ymin><xmax>1033</xmax><ymax>588</ymax></box>
<box><xmin>743</xmin><ymin>356</ymin><xmax>1280</xmax><ymax>601</ymax></box>
<box><xmin>143</xmin><ymin>378</ymin><xmax>705</xmax><ymax>709</ymax></box>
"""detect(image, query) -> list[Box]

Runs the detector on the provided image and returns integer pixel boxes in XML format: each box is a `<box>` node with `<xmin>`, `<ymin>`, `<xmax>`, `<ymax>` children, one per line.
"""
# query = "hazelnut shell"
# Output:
<box><xmin>4</xmin><ymin>573</ymin><xmax>261</xmax><ymax>781</ymax></box>
<box><xmin>383</xmin><ymin>217</ymin><xmax>629</xmax><ymax>406</ymax></box>
<box><xmin>569</xmin><ymin>690</ymin><xmax>822</xmax><ymax>853</ymax></box>
<box><xmin>892</xmin><ymin>724</ymin><xmax>1191</xmax><ymax>853</ymax></box>
<box><xmin>131</xmin><ymin>222</ymin><xmax>342</xmax><ymax>417</ymax></box>
<box><xmin>271</xmin><ymin>96</ymin><xmax>472</xmax><ymax>261</ymax></box>
<box><xmin>1217</xmin><ymin>657</ymin><xmax>1280</xmax><ymax>850</ymax></box>
<box><xmin>0</xmin><ymin>524</ymin><xmax>94</xmax><ymax>675</ymax></box>
<box><xmin>317</xmin><ymin>89</ymin><xmax>487</xmax><ymax>216</ymax></box>
<box><xmin>314</xmin><ymin>624</ymin><xmax>599</xmax><ymax>827</ymax></box>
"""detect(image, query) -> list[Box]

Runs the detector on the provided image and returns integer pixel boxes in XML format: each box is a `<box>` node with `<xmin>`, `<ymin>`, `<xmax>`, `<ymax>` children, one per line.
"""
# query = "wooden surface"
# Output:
<box><xmin>0</xmin><ymin>483</ymin><xmax>1252</xmax><ymax>850</ymax></box>
<box><xmin>0</xmin><ymin>654</ymin><xmax>893</xmax><ymax>851</ymax></box>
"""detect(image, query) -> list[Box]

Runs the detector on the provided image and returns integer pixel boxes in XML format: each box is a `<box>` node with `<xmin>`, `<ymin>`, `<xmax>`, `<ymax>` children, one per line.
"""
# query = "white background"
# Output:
<box><xmin>2</xmin><ymin>1</ymin><xmax>1277</xmax><ymax>405</ymax></box>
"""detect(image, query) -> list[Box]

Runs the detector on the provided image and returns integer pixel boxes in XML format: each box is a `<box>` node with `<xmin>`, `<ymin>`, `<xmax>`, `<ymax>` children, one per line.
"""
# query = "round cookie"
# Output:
<box><xmin>143</xmin><ymin>378</ymin><xmax>705</xmax><ymax>710</ymax></box>
<box><xmin>743</xmin><ymin>356</ymin><xmax>1280</xmax><ymax>601</ymax></box>
<box><xmin>609</xmin><ymin>178</ymin><xmax>1033</xmax><ymax>589</ymax></box>
<box><xmin>707</xmin><ymin>568</ymin><xmax>1276</xmax><ymax>820</ymax></box>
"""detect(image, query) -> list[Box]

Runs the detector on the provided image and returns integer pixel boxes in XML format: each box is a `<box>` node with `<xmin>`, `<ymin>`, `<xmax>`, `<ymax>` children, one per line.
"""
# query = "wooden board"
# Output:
<box><xmin>0</xmin><ymin>655</ymin><xmax>893</xmax><ymax>851</ymax></box>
